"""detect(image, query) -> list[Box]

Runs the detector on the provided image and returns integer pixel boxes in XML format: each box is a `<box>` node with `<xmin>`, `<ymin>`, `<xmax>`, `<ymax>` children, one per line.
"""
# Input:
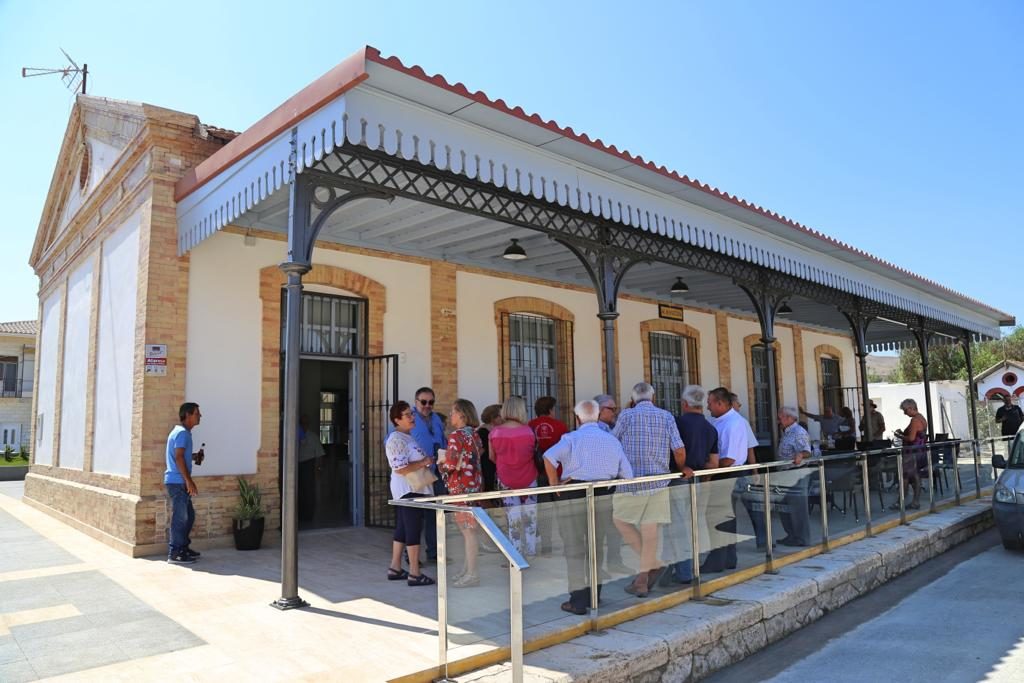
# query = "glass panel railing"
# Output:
<box><xmin>656</xmin><ymin>480</ymin><xmax>697</xmax><ymax>595</ymax></box>
<box><xmin>769</xmin><ymin>463</ymin><xmax>819</xmax><ymax>557</ymax></box>
<box><xmin>723</xmin><ymin>472</ymin><xmax>768</xmax><ymax>578</ymax></box>
<box><xmin>396</xmin><ymin>439</ymin><xmax>999</xmax><ymax>680</ymax></box>
<box><xmin>865</xmin><ymin>450</ymin><xmax>901</xmax><ymax>526</ymax></box>
<box><xmin>927</xmin><ymin>441</ymin><xmax>959</xmax><ymax>507</ymax></box>
<box><xmin>820</xmin><ymin>454</ymin><xmax>866</xmax><ymax>538</ymax></box>
<box><xmin>441</xmin><ymin>505</ymin><xmax>511</xmax><ymax>662</ymax></box>
<box><xmin>520</xmin><ymin>494</ymin><xmax>590</xmax><ymax>638</ymax></box>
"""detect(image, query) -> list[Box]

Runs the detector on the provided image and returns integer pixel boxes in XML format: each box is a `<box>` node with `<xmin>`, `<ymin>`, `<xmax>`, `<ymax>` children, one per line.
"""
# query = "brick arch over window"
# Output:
<box><xmin>493</xmin><ymin>296</ymin><xmax>575</xmax><ymax>425</ymax></box>
<box><xmin>744</xmin><ymin>334</ymin><xmax>783</xmax><ymax>438</ymax></box>
<box><xmin>640</xmin><ymin>319</ymin><xmax>701</xmax><ymax>410</ymax></box>
<box><xmin>258</xmin><ymin>264</ymin><xmax>386</xmax><ymax>454</ymax></box>
<box><xmin>814</xmin><ymin>344</ymin><xmax>845</xmax><ymax>411</ymax></box>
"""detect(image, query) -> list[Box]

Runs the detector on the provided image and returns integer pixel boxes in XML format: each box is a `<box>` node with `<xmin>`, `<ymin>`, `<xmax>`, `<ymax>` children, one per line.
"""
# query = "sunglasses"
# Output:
<box><xmin>418</xmin><ymin>399</ymin><xmax>435</xmax><ymax>406</ymax></box>
<box><xmin>400</xmin><ymin>410</ymin><xmax>414</xmax><ymax>418</ymax></box>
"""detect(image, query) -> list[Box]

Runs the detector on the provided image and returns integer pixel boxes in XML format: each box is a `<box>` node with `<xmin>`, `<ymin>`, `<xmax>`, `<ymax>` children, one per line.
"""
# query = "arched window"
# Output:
<box><xmin>640</xmin><ymin>320</ymin><xmax>700</xmax><ymax>416</ymax></box>
<box><xmin>745</xmin><ymin>335</ymin><xmax>783</xmax><ymax>443</ymax></box>
<box><xmin>495</xmin><ymin>298</ymin><xmax>575</xmax><ymax>425</ymax></box>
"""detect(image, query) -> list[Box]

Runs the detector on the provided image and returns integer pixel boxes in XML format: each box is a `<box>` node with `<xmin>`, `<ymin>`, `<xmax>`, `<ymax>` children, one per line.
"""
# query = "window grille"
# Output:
<box><xmin>0</xmin><ymin>358</ymin><xmax>18</xmax><ymax>398</ymax></box>
<box><xmin>280</xmin><ymin>292</ymin><xmax>365</xmax><ymax>357</ymax></box>
<box><xmin>751</xmin><ymin>346</ymin><xmax>772</xmax><ymax>441</ymax></box>
<box><xmin>499</xmin><ymin>313</ymin><xmax>574</xmax><ymax>426</ymax></box>
<box><xmin>649</xmin><ymin>332</ymin><xmax>697</xmax><ymax>415</ymax></box>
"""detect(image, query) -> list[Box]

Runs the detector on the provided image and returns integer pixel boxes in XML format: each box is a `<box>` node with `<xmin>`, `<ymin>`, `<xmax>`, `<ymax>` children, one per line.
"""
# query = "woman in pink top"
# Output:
<box><xmin>489</xmin><ymin>396</ymin><xmax>539</xmax><ymax>556</ymax></box>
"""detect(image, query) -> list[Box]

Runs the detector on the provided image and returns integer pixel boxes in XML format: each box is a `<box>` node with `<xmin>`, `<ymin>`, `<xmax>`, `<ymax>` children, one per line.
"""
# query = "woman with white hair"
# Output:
<box><xmin>489</xmin><ymin>396</ymin><xmax>539</xmax><ymax>556</ymax></box>
<box><xmin>895</xmin><ymin>398</ymin><xmax>928</xmax><ymax>510</ymax></box>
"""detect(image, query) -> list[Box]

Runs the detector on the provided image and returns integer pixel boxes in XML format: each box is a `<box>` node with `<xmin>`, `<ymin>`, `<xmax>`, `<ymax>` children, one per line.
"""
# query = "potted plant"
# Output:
<box><xmin>232</xmin><ymin>478</ymin><xmax>265</xmax><ymax>550</ymax></box>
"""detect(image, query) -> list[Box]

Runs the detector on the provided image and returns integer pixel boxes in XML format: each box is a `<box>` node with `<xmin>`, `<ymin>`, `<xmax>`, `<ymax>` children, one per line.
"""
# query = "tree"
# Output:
<box><xmin>893</xmin><ymin>326</ymin><xmax>1024</xmax><ymax>382</ymax></box>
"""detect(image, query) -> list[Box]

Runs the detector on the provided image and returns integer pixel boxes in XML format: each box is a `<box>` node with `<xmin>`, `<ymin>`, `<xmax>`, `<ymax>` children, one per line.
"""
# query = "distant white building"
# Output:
<box><xmin>868</xmin><ymin>380</ymin><xmax>971</xmax><ymax>440</ymax></box>
<box><xmin>974</xmin><ymin>360</ymin><xmax>1024</xmax><ymax>401</ymax></box>
<box><xmin>0</xmin><ymin>321</ymin><xmax>36</xmax><ymax>450</ymax></box>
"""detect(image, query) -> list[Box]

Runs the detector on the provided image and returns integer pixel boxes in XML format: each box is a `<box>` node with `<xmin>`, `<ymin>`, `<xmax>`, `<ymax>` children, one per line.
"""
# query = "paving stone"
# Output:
<box><xmin>0</xmin><ymin>636</ymin><xmax>26</xmax><ymax>664</ymax></box>
<box><xmin>661</xmin><ymin>599</ymin><xmax>762</xmax><ymax>649</ymax></box>
<box><xmin>0</xmin><ymin>659</ymin><xmax>37</xmax><ymax>683</ymax></box>
<box><xmin>608</xmin><ymin>609</ymin><xmax>706</xmax><ymax>657</ymax></box>
<box><xmin>709</xmin><ymin>573</ymin><xmax>818</xmax><ymax>620</ymax></box>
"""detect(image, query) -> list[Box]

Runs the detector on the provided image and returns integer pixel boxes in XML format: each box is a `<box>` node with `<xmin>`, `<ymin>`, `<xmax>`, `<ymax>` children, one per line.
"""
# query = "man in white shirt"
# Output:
<box><xmin>703</xmin><ymin>387</ymin><xmax>749</xmax><ymax>572</ymax></box>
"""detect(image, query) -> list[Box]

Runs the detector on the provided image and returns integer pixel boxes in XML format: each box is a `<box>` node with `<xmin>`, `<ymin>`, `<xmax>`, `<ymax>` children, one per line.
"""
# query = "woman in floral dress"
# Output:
<box><xmin>440</xmin><ymin>399</ymin><xmax>485</xmax><ymax>587</ymax></box>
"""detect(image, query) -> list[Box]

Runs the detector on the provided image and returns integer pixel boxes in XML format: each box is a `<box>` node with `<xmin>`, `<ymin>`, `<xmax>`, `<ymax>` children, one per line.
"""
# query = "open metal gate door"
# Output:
<box><xmin>363</xmin><ymin>354</ymin><xmax>399</xmax><ymax>527</ymax></box>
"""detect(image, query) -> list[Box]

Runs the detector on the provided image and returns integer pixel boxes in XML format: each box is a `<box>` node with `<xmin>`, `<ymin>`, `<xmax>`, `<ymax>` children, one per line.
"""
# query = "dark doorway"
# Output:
<box><xmin>298</xmin><ymin>358</ymin><xmax>355</xmax><ymax>529</ymax></box>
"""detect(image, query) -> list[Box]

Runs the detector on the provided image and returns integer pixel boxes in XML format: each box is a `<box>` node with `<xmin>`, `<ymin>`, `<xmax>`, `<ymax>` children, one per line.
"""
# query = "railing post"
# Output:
<box><xmin>436</xmin><ymin>508</ymin><xmax>448</xmax><ymax>677</ymax></box>
<box><xmin>689</xmin><ymin>478</ymin><xmax>703</xmax><ymax>600</ymax></box>
<box><xmin>861</xmin><ymin>455</ymin><xmax>873</xmax><ymax>537</ymax></box>
<box><xmin>818</xmin><ymin>460</ymin><xmax>830</xmax><ymax>551</ymax></box>
<box><xmin>926</xmin><ymin>444</ymin><xmax>936</xmax><ymax>513</ymax></box>
<box><xmin>763</xmin><ymin>469</ymin><xmax>776</xmax><ymax>574</ymax></box>
<box><xmin>974</xmin><ymin>440</ymin><xmax>983</xmax><ymax>499</ymax></box>
<box><xmin>953</xmin><ymin>441</ymin><xmax>962</xmax><ymax>506</ymax></box>
<box><xmin>896</xmin><ymin>450</ymin><xmax>907</xmax><ymax>524</ymax></box>
<box><xmin>510</xmin><ymin>565</ymin><xmax>524</xmax><ymax>683</ymax></box>
<box><xmin>586</xmin><ymin>485</ymin><xmax>600</xmax><ymax>627</ymax></box>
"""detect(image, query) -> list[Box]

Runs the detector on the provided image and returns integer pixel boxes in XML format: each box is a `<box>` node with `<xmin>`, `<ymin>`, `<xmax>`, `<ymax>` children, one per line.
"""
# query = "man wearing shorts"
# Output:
<box><xmin>613</xmin><ymin>382</ymin><xmax>687</xmax><ymax>597</ymax></box>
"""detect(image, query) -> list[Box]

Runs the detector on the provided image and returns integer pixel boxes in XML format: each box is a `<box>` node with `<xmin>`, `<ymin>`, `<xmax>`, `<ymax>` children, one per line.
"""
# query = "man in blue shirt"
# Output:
<box><xmin>662</xmin><ymin>385</ymin><xmax>720</xmax><ymax>584</ymax></box>
<box><xmin>412</xmin><ymin>387</ymin><xmax>446</xmax><ymax>560</ymax></box>
<box><xmin>165</xmin><ymin>402</ymin><xmax>204</xmax><ymax>564</ymax></box>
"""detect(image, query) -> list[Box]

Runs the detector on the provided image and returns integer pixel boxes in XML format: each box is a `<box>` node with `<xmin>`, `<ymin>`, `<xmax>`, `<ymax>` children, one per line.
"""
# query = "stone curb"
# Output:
<box><xmin>455</xmin><ymin>499</ymin><xmax>992</xmax><ymax>682</ymax></box>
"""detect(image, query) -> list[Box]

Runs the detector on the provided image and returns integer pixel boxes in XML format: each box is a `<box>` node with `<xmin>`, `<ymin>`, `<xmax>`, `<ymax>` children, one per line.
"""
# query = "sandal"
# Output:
<box><xmin>387</xmin><ymin>567</ymin><xmax>409</xmax><ymax>581</ymax></box>
<box><xmin>407</xmin><ymin>573</ymin><xmax>436</xmax><ymax>587</ymax></box>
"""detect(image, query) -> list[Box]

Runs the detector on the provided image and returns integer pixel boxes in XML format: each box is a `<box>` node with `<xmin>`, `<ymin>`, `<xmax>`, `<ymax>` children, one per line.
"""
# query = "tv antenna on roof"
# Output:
<box><xmin>22</xmin><ymin>49</ymin><xmax>88</xmax><ymax>94</ymax></box>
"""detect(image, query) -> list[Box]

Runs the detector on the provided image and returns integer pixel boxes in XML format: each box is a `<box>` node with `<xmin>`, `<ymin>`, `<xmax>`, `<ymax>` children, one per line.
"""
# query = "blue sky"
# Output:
<box><xmin>1</xmin><ymin>0</ymin><xmax>1021</xmax><ymax>327</ymax></box>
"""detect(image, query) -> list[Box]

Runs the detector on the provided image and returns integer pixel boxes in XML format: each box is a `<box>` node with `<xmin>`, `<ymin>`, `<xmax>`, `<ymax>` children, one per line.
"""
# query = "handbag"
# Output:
<box><xmin>404</xmin><ymin>464</ymin><xmax>438</xmax><ymax>490</ymax></box>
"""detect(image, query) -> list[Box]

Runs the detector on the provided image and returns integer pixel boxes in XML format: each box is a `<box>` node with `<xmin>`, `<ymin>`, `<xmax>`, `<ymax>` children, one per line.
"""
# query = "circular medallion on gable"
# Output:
<box><xmin>1002</xmin><ymin>371</ymin><xmax>1018</xmax><ymax>387</ymax></box>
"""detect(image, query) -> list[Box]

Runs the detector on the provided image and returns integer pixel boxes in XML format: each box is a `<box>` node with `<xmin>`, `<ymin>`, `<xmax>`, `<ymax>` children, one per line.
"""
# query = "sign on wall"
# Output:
<box><xmin>144</xmin><ymin>344</ymin><xmax>167</xmax><ymax>376</ymax></box>
<box><xmin>658</xmin><ymin>304</ymin><xmax>684</xmax><ymax>322</ymax></box>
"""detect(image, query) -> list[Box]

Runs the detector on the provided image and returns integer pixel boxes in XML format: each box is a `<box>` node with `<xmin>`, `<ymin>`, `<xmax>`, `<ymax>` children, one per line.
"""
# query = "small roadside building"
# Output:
<box><xmin>0</xmin><ymin>320</ymin><xmax>36</xmax><ymax>451</ymax></box>
<box><xmin>23</xmin><ymin>47</ymin><xmax>1013</xmax><ymax>557</ymax></box>
<box><xmin>974</xmin><ymin>360</ymin><xmax>1024</xmax><ymax>401</ymax></box>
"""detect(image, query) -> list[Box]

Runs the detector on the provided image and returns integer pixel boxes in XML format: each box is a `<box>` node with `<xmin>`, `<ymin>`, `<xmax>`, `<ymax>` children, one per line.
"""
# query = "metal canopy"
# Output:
<box><xmin>221</xmin><ymin>147</ymin><xmax>977</xmax><ymax>351</ymax></box>
<box><xmin>175</xmin><ymin>47</ymin><xmax>1009</xmax><ymax>345</ymax></box>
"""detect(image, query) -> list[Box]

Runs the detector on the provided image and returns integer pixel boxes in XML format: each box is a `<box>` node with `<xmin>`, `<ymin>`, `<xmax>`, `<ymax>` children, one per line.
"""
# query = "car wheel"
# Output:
<box><xmin>1002</xmin><ymin>537</ymin><xmax>1023</xmax><ymax>551</ymax></box>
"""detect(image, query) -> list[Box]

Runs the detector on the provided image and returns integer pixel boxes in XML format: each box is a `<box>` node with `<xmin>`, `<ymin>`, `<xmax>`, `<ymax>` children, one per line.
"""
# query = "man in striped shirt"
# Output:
<box><xmin>612</xmin><ymin>382</ymin><xmax>687</xmax><ymax>597</ymax></box>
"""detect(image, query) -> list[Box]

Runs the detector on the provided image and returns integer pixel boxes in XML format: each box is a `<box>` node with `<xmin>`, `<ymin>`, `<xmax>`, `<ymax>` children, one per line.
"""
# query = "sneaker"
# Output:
<box><xmin>453</xmin><ymin>573</ymin><xmax>480</xmax><ymax>588</ymax></box>
<box><xmin>168</xmin><ymin>551</ymin><xmax>196</xmax><ymax>565</ymax></box>
<box><xmin>185</xmin><ymin>548</ymin><xmax>201</xmax><ymax>559</ymax></box>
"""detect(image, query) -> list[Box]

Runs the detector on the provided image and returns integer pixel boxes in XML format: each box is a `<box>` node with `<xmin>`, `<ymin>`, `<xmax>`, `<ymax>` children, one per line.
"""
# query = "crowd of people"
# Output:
<box><xmin>379</xmin><ymin>382</ymin><xmax>929</xmax><ymax>617</ymax></box>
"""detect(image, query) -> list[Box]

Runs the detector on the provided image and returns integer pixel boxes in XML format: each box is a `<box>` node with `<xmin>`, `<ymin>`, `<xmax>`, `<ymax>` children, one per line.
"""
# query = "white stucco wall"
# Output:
<box><xmin>33</xmin><ymin>290</ymin><xmax>63</xmax><ymax>465</ymax></box>
<box><xmin>58</xmin><ymin>259</ymin><xmax>94</xmax><ymax>470</ymax></box>
<box><xmin>615</xmin><ymin>300</ymin><xmax>719</xmax><ymax>405</ymax></box>
<box><xmin>185</xmin><ymin>232</ymin><xmax>431</xmax><ymax>476</ymax></box>
<box><xmin>976</xmin><ymin>362</ymin><xmax>1024</xmax><ymax>400</ymax></box>
<box><xmin>456</xmin><ymin>271</ymin><xmax>603</xmax><ymax>412</ymax></box>
<box><xmin>868</xmin><ymin>380</ymin><xmax>970</xmax><ymax>440</ymax></box>
<box><xmin>91</xmin><ymin>214</ymin><xmax>140</xmax><ymax>476</ymax></box>
<box><xmin>726</xmin><ymin>317</ymin><xmax>760</xmax><ymax>423</ymax></box>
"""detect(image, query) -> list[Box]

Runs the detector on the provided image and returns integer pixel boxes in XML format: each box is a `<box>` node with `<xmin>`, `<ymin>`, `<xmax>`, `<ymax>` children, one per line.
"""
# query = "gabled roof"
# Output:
<box><xmin>975</xmin><ymin>360</ymin><xmax>1024</xmax><ymax>383</ymax></box>
<box><xmin>0</xmin><ymin>321</ymin><xmax>38</xmax><ymax>336</ymax></box>
<box><xmin>172</xmin><ymin>45</ymin><xmax>1014</xmax><ymax>333</ymax></box>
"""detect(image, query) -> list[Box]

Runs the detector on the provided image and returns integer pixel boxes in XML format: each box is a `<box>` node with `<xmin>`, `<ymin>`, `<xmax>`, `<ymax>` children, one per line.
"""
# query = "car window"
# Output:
<box><xmin>1009</xmin><ymin>435</ymin><xmax>1024</xmax><ymax>468</ymax></box>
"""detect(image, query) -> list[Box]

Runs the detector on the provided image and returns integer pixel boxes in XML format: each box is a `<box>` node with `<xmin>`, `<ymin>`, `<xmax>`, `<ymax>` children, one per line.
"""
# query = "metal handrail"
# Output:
<box><xmin>391</xmin><ymin>435</ymin><xmax>998</xmax><ymax>682</ymax></box>
<box><xmin>390</xmin><ymin>500</ymin><xmax>529</xmax><ymax>683</ymax></box>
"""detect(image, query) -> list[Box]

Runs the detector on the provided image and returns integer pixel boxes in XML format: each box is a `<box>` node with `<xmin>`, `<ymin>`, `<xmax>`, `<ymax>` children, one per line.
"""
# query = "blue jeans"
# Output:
<box><xmin>166</xmin><ymin>484</ymin><xmax>195</xmax><ymax>555</ymax></box>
